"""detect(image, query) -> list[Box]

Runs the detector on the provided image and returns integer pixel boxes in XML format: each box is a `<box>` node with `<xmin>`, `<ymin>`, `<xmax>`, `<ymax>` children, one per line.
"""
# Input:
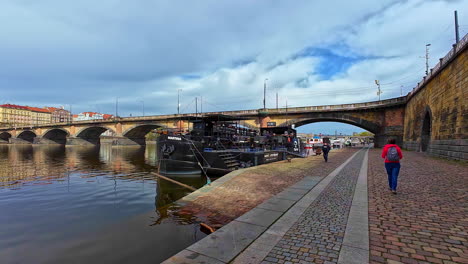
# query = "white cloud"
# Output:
<box><xmin>0</xmin><ymin>0</ymin><xmax>467</xmax><ymax>122</ymax></box>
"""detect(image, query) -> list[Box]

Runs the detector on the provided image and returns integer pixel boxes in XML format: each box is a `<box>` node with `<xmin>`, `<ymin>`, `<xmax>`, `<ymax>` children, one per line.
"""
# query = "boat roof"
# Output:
<box><xmin>191</xmin><ymin>114</ymin><xmax>250</xmax><ymax>122</ymax></box>
<box><xmin>261</xmin><ymin>126</ymin><xmax>296</xmax><ymax>133</ymax></box>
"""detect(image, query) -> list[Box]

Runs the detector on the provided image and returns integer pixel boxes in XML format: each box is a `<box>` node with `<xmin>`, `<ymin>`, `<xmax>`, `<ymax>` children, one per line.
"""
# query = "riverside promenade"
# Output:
<box><xmin>164</xmin><ymin>147</ymin><xmax>467</xmax><ymax>264</ymax></box>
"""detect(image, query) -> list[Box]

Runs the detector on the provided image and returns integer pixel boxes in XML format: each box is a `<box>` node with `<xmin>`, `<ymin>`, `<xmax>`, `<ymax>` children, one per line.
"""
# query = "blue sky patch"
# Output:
<box><xmin>180</xmin><ymin>74</ymin><xmax>202</xmax><ymax>80</ymax></box>
<box><xmin>295</xmin><ymin>46</ymin><xmax>366</xmax><ymax>79</ymax></box>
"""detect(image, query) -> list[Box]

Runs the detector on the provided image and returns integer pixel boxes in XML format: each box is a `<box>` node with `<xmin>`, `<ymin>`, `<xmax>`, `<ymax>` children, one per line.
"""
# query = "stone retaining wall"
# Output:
<box><xmin>404</xmin><ymin>139</ymin><xmax>468</xmax><ymax>161</ymax></box>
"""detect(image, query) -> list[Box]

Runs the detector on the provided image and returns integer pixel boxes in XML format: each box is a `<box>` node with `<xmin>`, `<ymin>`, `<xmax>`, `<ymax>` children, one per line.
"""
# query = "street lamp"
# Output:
<box><xmin>375</xmin><ymin>80</ymin><xmax>382</xmax><ymax>101</ymax></box>
<box><xmin>177</xmin><ymin>89</ymin><xmax>182</xmax><ymax>115</ymax></box>
<box><xmin>263</xmin><ymin>78</ymin><xmax>268</xmax><ymax>110</ymax></box>
<box><xmin>425</xmin><ymin>44</ymin><xmax>431</xmax><ymax>75</ymax></box>
<box><xmin>115</xmin><ymin>97</ymin><xmax>119</xmax><ymax>118</ymax></box>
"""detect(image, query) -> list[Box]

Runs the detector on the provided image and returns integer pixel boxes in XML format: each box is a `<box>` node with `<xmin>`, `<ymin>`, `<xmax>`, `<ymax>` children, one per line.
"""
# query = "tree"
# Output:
<box><xmin>358</xmin><ymin>131</ymin><xmax>374</xmax><ymax>136</ymax></box>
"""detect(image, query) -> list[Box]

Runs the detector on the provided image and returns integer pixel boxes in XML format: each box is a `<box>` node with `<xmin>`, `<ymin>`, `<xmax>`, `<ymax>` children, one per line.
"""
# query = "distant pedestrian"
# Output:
<box><xmin>322</xmin><ymin>143</ymin><xmax>331</xmax><ymax>162</ymax></box>
<box><xmin>381</xmin><ymin>138</ymin><xmax>403</xmax><ymax>194</ymax></box>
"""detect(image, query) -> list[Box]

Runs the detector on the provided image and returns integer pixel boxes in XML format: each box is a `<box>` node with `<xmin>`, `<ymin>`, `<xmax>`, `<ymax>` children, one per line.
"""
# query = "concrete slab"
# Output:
<box><xmin>274</xmin><ymin>188</ymin><xmax>308</xmax><ymax>201</ymax></box>
<box><xmin>162</xmin><ymin>250</ymin><xmax>225</xmax><ymax>264</ymax></box>
<box><xmin>288</xmin><ymin>178</ymin><xmax>320</xmax><ymax>190</ymax></box>
<box><xmin>339</xmin><ymin>148</ymin><xmax>369</xmax><ymax>262</ymax></box>
<box><xmin>250</xmin><ymin>230</ymin><xmax>284</xmax><ymax>247</ymax></box>
<box><xmin>236</xmin><ymin>207</ymin><xmax>283</xmax><ymax>227</ymax></box>
<box><xmin>337</xmin><ymin>245</ymin><xmax>369</xmax><ymax>264</ymax></box>
<box><xmin>342</xmin><ymin>221</ymin><xmax>369</xmax><ymax>250</ymax></box>
<box><xmin>187</xmin><ymin>220</ymin><xmax>266</xmax><ymax>263</ymax></box>
<box><xmin>256</xmin><ymin>197</ymin><xmax>296</xmax><ymax>213</ymax></box>
<box><xmin>294</xmin><ymin>176</ymin><xmax>321</xmax><ymax>186</ymax></box>
<box><xmin>231</xmin><ymin>247</ymin><xmax>271</xmax><ymax>264</ymax></box>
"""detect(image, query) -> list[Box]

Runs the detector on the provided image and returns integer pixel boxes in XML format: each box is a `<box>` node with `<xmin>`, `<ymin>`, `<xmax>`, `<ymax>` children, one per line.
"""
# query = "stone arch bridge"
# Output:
<box><xmin>0</xmin><ymin>33</ymin><xmax>467</xmax><ymax>160</ymax></box>
<box><xmin>0</xmin><ymin>97</ymin><xmax>406</xmax><ymax>147</ymax></box>
<box><xmin>0</xmin><ymin>119</ymin><xmax>178</xmax><ymax>146</ymax></box>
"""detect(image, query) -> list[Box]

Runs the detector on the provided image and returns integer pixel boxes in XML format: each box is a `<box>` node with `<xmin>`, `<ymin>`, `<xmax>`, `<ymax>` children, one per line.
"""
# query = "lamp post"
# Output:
<box><xmin>375</xmin><ymin>80</ymin><xmax>382</xmax><ymax>101</ymax></box>
<box><xmin>177</xmin><ymin>89</ymin><xmax>182</xmax><ymax>115</ymax></box>
<box><xmin>263</xmin><ymin>78</ymin><xmax>268</xmax><ymax>110</ymax></box>
<box><xmin>425</xmin><ymin>44</ymin><xmax>431</xmax><ymax>75</ymax></box>
<box><xmin>275</xmin><ymin>85</ymin><xmax>279</xmax><ymax>110</ymax></box>
<box><xmin>115</xmin><ymin>97</ymin><xmax>119</xmax><ymax>118</ymax></box>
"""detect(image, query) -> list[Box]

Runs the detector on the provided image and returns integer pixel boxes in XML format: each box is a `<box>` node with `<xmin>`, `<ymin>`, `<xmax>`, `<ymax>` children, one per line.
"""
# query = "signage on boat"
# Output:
<box><xmin>267</xmin><ymin>122</ymin><xmax>276</xmax><ymax>127</ymax></box>
<box><xmin>264</xmin><ymin>152</ymin><xmax>279</xmax><ymax>162</ymax></box>
<box><xmin>167</xmin><ymin>136</ymin><xmax>182</xmax><ymax>141</ymax></box>
<box><xmin>293</xmin><ymin>138</ymin><xmax>300</xmax><ymax>152</ymax></box>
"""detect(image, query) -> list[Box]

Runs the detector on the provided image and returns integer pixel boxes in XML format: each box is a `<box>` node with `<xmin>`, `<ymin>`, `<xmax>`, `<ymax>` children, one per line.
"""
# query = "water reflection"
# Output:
<box><xmin>0</xmin><ymin>144</ymin><xmax>206</xmax><ymax>264</ymax></box>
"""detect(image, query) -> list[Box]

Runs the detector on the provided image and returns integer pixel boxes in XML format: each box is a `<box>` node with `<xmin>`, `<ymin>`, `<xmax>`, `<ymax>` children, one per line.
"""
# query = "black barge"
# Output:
<box><xmin>157</xmin><ymin>115</ymin><xmax>302</xmax><ymax>177</ymax></box>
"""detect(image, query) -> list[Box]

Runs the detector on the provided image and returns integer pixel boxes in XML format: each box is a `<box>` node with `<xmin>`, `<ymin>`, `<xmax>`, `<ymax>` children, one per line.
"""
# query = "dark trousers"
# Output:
<box><xmin>385</xmin><ymin>162</ymin><xmax>401</xmax><ymax>190</ymax></box>
<box><xmin>323</xmin><ymin>151</ymin><xmax>329</xmax><ymax>162</ymax></box>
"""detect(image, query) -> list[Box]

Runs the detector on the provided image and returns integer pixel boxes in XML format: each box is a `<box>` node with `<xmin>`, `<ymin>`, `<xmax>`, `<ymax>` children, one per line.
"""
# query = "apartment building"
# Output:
<box><xmin>28</xmin><ymin>107</ymin><xmax>52</xmax><ymax>126</ymax></box>
<box><xmin>44</xmin><ymin>107</ymin><xmax>72</xmax><ymax>123</ymax></box>
<box><xmin>0</xmin><ymin>104</ymin><xmax>36</xmax><ymax>127</ymax></box>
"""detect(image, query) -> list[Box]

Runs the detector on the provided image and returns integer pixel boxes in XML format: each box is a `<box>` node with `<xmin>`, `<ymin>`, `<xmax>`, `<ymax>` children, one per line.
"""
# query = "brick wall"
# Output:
<box><xmin>403</xmin><ymin>41</ymin><xmax>468</xmax><ymax>161</ymax></box>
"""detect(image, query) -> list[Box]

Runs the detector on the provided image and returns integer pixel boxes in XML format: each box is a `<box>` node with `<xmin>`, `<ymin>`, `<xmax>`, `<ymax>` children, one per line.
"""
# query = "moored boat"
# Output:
<box><xmin>157</xmin><ymin>115</ymin><xmax>302</xmax><ymax>177</ymax></box>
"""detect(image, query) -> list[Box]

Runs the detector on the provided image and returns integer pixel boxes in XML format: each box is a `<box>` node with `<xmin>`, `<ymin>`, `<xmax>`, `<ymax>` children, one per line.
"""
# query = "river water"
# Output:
<box><xmin>0</xmin><ymin>144</ymin><xmax>207</xmax><ymax>264</ymax></box>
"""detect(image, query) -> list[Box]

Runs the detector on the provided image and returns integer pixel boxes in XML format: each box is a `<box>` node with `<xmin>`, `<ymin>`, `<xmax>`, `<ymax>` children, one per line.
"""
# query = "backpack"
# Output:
<box><xmin>386</xmin><ymin>146</ymin><xmax>399</xmax><ymax>161</ymax></box>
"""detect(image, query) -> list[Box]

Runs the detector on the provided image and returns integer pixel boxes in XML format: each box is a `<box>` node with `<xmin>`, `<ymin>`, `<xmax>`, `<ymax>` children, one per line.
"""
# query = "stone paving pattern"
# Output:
<box><xmin>367</xmin><ymin>149</ymin><xmax>468</xmax><ymax>264</ymax></box>
<box><xmin>174</xmin><ymin>148</ymin><xmax>359</xmax><ymax>229</ymax></box>
<box><xmin>261</xmin><ymin>150</ymin><xmax>366</xmax><ymax>264</ymax></box>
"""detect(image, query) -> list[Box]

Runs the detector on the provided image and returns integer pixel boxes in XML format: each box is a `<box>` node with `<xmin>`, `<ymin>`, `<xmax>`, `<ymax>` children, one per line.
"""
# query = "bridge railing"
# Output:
<box><xmin>408</xmin><ymin>33</ymin><xmax>468</xmax><ymax>99</ymax></box>
<box><xmin>262</xmin><ymin>96</ymin><xmax>406</xmax><ymax>113</ymax></box>
<box><xmin>0</xmin><ymin>97</ymin><xmax>408</xmax><ymax>130</ymax></box>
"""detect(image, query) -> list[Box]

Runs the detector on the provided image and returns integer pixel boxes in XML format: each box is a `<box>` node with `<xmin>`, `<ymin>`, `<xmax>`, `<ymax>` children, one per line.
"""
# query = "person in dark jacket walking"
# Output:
<box><xmin>322</xmin><ymin>143</ymin><xmax>331</xmax><ymax>162</ymax></box>
<box><xmin>381</xmin><ymin>138</ymin><xmax>403</xmax><ymax>194</ymax></box>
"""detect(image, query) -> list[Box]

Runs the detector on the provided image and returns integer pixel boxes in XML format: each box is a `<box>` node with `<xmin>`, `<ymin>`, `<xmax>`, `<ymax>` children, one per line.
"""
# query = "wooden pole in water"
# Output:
<box><xmin>150</xmin><ymin>172</ymin><xmax>197</xmax><ymax>191</ymax></box>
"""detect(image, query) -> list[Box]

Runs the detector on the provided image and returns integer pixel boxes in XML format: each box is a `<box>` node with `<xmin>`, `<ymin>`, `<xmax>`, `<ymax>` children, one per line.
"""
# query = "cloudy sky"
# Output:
<box><xmin>1</xmin><ymin>0</ymin><xmax>467</xmax><ymax>134</ymax></box>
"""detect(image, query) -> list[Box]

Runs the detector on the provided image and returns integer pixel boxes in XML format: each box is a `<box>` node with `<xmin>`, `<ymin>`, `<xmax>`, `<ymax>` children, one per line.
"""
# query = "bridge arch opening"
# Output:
<box><xmin>17</xmin><ymin>131</ymin><xmax>37</xmax><ymax>143</ymax></box>
<box><xmin>122</xmin><ymin>124</ymin><xmax>164</xmax><ymax>145</ymax></box>
<box><xmin>283</xmin><ymin>116</ymin><xmax>380</xmax><ymax>135</ymax></box>
<box><xmin>43</xmin><ymin>129</ymin><xmax>69</xmax><ymax>144</ymax></box>
<box><xmin>76</xmin><ymin>127</ymin><xmax>116</xmax><ymax>145</ymax></box>
<box><xmin>295</xmin><ymin>121</ymin><xmax>375</xmax><ymax>147</ymax></box>
<box><xmin>421</xmin><ymin>110</ymin><xmax>431</xmax><ymax>152</ymax></box>
<box><xmin>0</xmin><ymin>132</ymin><xmax>12</xmax><ymax>143</ymax></box>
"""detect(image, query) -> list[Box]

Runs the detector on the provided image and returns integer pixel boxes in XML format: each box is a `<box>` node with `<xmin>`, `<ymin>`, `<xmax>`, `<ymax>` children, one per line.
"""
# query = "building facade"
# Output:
<box><xmin>45</xmin><ymin>107</ymin><xmax>72</xmax><ymax>123</ymax></box>
<box><xmin>0</xmin><ymin>104</ymin><xmax>36</xmax><ymax>127</ymax></box>
<box><xmin>27</xmin><ymin>107</ymin><xmax>52</xmax><ymax>126</ymax></box>
<box><xmin>73</xmin><ymin>112</ymin><xmax>114</xmax><ymax>121</ymax></box>
<box><xmin>0</xmin><ymin>104</ymin><xmax>72</xmax><ymax>128</ymax></box>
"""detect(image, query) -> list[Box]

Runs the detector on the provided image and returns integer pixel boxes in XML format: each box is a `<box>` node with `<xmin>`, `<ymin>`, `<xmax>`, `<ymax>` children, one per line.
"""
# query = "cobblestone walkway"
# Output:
<box><xmin>368</xmin><ymin>150</ymin><xmax>468</xmax><ymax>264</ymax></box>
<box><xmin>261</xmin><ymin>150</ymin><xmax>366</xmax><ymax>264</ymax></box>
<box><xmin>173</xmin><ymin>148</ymin><xmax>358</xmax><ymax>229</ymax></box>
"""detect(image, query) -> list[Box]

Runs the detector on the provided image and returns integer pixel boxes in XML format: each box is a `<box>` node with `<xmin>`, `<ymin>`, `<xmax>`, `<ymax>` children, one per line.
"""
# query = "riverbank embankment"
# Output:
<box><xmin>171</xmin><ymin>147</ymin><xmax>361</xmax><ymax>230</ymax></box>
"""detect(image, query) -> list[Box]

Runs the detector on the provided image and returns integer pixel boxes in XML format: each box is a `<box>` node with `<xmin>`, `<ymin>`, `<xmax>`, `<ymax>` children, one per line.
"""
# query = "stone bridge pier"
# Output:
<box><xmin>1</xmin><ymin>121</ymin><xmax>180</xmax><ymax>146</ymax></box>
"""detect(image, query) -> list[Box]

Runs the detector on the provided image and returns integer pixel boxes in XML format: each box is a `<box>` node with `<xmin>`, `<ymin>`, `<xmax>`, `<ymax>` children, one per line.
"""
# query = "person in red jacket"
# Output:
<box><xmin>381</xmin><ymin>138</ymin><xmax>403</xmax><ymax>194</ymax></box>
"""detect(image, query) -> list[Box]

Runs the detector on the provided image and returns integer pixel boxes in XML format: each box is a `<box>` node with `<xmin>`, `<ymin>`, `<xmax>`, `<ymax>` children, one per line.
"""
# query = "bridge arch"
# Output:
<box><xmin>279</xmin><ymin>114</ymin><xmax>381</xmax><ymax>134</ymax></box>
<box><xmin>123</xmin><ymin>124</ymin><xmax>166</xmax><ymax>138</ymax></box>
<box><xmin>122</xmin><ymin>124</ymin><xmax>166</xmax><ymax>145</ymax></box>
<box><xmin>0</xmin><ymin>132</ymin><xmax>12</xmax><ymax>143</ymax></box>
<box><xmin>76</xmin><ymin>126</ymin><xmax>116</xmax><ymax>145</ymax></box>
<box><xmin>42</xmin><ymin>128</ymin><xmax>70</xmax><ymax>144</ymax></box>
<box><xmin>17</xmin><ymin>130</ymin><xmax>37</xmax><ymax>143</ymax></box>
<box><xmin>420</xmin><ymin>106</ymin><xmax>432</xmax><ymax>152</ymax></box>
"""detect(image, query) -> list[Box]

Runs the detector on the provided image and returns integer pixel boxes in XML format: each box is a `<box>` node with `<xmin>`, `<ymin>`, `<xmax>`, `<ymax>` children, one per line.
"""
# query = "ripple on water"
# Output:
<box><xmin>0</xmin><ymin>145</ymin><xmax>206</xmax><ymax>264</ymax></box>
